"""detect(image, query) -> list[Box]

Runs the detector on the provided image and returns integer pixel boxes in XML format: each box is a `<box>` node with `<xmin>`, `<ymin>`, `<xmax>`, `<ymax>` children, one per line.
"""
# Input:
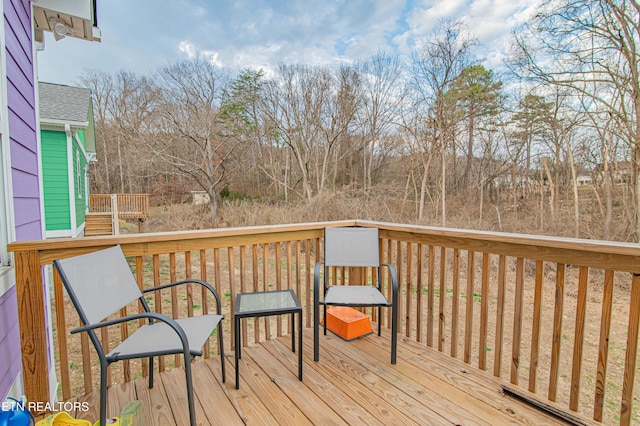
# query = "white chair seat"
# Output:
<box><xmin>108</xmin><ymin>314</ymin><xmax>223</xmax><ymax>359</ymax></box>
<box><xmin>324</xmin><ymin>286</ymin><xmax>389</xmax><ymax>305</ymax></box>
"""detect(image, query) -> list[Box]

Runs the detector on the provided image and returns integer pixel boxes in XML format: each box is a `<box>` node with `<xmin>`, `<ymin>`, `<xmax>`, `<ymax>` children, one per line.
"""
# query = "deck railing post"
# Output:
<box><xmin>14</xmin><ymin>249</ymin><xmax>49</xmax><ymax>406</ymax></box>
<box><xmin>111</xmin><ymin>194</ymin><xmax>120</xmax><ymax>235</ymax></box>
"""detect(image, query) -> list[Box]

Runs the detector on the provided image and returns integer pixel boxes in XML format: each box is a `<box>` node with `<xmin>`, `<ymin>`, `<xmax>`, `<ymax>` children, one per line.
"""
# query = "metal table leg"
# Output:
<box><xmin>298</xmin><ymin>309</ymin><xmax>303</xmax><ymax>381</ymax></box>
<box><xmin>235</xmin><ymin>316</ymin><xmax>240</xmax><ymax>389</ymax></box>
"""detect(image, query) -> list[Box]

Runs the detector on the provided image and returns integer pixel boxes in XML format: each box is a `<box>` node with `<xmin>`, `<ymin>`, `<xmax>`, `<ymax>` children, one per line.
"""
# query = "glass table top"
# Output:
<box><xmin>235</xmin><ymin>289</ymin><xmax>301</xmax><ymax>315</ymax></box>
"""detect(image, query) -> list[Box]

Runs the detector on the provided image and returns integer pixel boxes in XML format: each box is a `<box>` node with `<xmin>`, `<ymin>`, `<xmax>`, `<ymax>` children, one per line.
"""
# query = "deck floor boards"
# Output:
<box><xmin>61</xmin><ymin>328</ymin><xmax>596</xmax><ymax>425</ymax></box>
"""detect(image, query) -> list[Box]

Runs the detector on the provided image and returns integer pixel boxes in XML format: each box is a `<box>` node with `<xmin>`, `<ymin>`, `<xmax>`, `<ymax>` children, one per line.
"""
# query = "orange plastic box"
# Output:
<box><xmin>323</xmin><ymin>306</ymin><xmax>373</xmax><ymax>341</ymax></box>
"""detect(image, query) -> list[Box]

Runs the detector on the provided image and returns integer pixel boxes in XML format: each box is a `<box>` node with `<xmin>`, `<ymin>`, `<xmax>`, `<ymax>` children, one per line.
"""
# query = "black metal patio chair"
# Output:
<box><xmin>53</xmin><ymin>245</ymin><xmax>225</xmax><ymax>426</ymax></box>
<box><xmin>313</xmin><ymin>227</ymin><xmax>398</xmax><ymax>364</ymax></box>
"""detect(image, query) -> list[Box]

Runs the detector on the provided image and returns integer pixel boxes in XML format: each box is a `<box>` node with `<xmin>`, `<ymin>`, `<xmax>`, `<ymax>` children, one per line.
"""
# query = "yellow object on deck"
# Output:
<box><xmin>35</xmin><ymin>412</ymin><xmax>92</xmax><ymax>426</ymax></box>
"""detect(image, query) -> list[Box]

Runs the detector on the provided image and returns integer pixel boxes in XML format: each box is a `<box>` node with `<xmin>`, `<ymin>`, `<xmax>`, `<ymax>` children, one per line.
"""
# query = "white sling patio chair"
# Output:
<box><xmin>313</xmin><ymin>227</ymin><xmax>398</xmax><ymax>364</ymax></box>
<box><xmin>53</xmin><ymin>245</ymin><xmax>225</xmax><ymax>426</ymax></box>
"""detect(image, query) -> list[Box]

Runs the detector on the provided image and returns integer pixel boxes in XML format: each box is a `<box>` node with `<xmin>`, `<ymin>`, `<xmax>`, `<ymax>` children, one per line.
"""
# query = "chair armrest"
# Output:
<box><xmin>72</xmin><ymin>311</ymin><xmax>181</xmax><ymax>335</ymax></box>
<box><xmin>142</xmin><ymin>279</ymin><xmax>223</xmax><ymax>315</ymax></box>
<box><xmin>71</xmin><ymin>312</ymin><xmax>193</xmax><ymax>360</ymax></box>
<box><xmin>313</xmin><ymin>261</ymin><xmax>325</xmax><ymax>294</ymax></box>
<box><xmin>381</xmin><ymin>263</ymin><xmax>399</xmax><ymax>304</ymax></box>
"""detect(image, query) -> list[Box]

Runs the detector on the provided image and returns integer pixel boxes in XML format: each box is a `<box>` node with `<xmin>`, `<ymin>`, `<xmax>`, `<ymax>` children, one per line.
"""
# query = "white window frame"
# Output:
<box><xmin>0</xmin><ymin>132</ymin><xmax>11</xmax><ymax>268</ymax></box>
<box><xmin>84</xmin><ymin>166</ymin><xmax>90</xmax><ymax>213</ymax></box>
<box><xmin>76</xmin><ymin>149</ymin><xmax>82</xmax><ymax>198</ymax></box>
<box><xmin>0</xmin><ymin>130</ymin><xmax>14</xmax><ymax>295</ymax></box>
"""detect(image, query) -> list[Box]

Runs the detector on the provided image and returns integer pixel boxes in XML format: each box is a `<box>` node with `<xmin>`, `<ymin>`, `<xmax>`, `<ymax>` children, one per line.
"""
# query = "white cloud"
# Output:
<box><xmin>178</xmin><ymin>41</ymin><xmax>197</xmax><ymax>58</ymax></box>
<box><xmin>36</xmin><ymin>0</ymin><xmax>543</xmax><ymax>86</ymax></box>
<box><xmin>462</xmin><ymin>0</ymin><xmax>536</xmax><ymax>43</ymax></box>
<box><xmin>178</xmin><ymin>41</ymin><xmax>222</xmax><ymax>67</ymax></box>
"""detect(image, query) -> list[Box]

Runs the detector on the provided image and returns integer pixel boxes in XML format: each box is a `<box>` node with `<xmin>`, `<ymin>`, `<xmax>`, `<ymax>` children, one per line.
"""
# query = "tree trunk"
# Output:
<box><xmin>636</xmin><ymin>157</ymin><xmax>640</xmax><ymax>242</ymax></box>
<box><xmin>208</xmin><ymin>185</ymin><xmax>218</xmax><ymax>224</ymax></box>
<box><xmin>441</xmin><ymin>149</ymin><xmax>446</xmax><ymax>226</ymax></box>
<box><xmin>419</xmin><ymin>163</ymin><xmax>429</xmax><ymax>221</ymax></box>
<box><xmin>479</xmin><ymin>178</ymin><xmax>484</xmax><ymax>224</ymax></box>
<box><xmin>117</xmin><ymin>134</ymin><xmax>125</xmax><ymax>193</ymax></box>
<box><xmin>542</xmin><ymin>158</ymin><xmax>555</xmax><ymax>220</ymax></box>
<box><xmin>284</xmin><ymin>151</ymin><xmax>289</xmax><ymax>202</ymax></box>
<box><xmin>464</xmin><ymin>114</ymin><xmax>474</xmax><ymax>188</ymax></box>
<box><xmin>102</xmin><ymin>137</ymin><xmax>111</xmax><ymax>192</ymax></box>
<box><xmin>603</xmin><ymin>171</ymin><xmax>612</xmax><ymax>241</ymax></box>
<box><xmin>567</xmin><ymin>142</ymin><xmax>580</xmax><ymax>238</ymax></box>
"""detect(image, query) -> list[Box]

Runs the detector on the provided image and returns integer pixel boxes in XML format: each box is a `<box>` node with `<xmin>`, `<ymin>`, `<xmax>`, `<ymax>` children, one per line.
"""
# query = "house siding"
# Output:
<box><xmin>42</xmin><ymin>129</ymin><xmax>70</xmax><ymax>231</ymax></box>
<box><xmin>5</xmin><ymin>0</ymin><xmax>39</xmax><ymax>241</ymax></box>
<box><xmin>0</xmin><ymin>286</ymin><xmax>20</xmax><ymax>398</ymax></box>
<box><xmin>2</xmin><ymin>0</ymin><xmax>42</xmax><ymax>401</ymax></box>
<box><xmin>74</xmin><ymin>131</ymin><xmax>87</xmax><ymax>230</ymax></box>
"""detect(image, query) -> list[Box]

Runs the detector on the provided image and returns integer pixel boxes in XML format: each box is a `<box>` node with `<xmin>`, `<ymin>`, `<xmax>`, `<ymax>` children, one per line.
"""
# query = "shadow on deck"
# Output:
<box><xmin>58</xmin><ymin>329</ymin><xmax>595</xmax><ymax>425</ymax></box>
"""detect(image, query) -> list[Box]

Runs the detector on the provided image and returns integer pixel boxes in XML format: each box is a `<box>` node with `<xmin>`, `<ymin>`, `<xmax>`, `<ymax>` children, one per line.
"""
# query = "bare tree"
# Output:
<box><xmin>261</xmin><ymin>64</ymin><xmax>360</xmax><ymax>201</ymax></box>
<box><xmin>109</xmin><ymin>71</ymin><xmax>159</xmax><ymax>193</ymax></box>
<box><xmin>410</xmin><ymin>19</ymin><xmax>476</xmax><ymax>223</ymax></box>
<box><xmin>80</xmin><ymin>69</ymin><xmax>114</xmax><ymax>193</ymax></box>
<box><xmin>80</xmin><ymin>69</ymin><xmax>159</xmax><ymax>194</ymax></box>
<box><xmin>547</xmin><ymin>90</ymin><xmax>583</xmax><ymax>237</ymax></box>
<box><xmin>511</xmin><ymin>0</ymin><xmax>640</xmax><ymax>240</ymax></box>
<box><xmin>356</xmin><ymin>52</ymin><xmax>406</xmax><ymax>191</ymax></box>
<box><xmin>580</xmin><ymin>96</ymin><xmax>620</xmax><ymax>239</ymax></box>
<box><xmin>151</xmin><ymin>57</ymin><xmax>242</xmax><ymax>221</ymax></box>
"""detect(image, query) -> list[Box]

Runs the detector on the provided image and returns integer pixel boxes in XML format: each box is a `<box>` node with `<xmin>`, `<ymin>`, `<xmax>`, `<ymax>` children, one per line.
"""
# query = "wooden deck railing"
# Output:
<box><xmin>89</xmin><ymin>194</ymin><xmax>150</xmax><ymax>220</ymax></box>
<box><xmin>8</xmin><ymin>220</ymin><xmax>640</xmax><ymax>424</ymax></box>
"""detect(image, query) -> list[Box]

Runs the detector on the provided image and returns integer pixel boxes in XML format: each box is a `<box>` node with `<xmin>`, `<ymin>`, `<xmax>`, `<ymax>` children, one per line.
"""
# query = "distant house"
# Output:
<box><xmin>576</xmin><ymin>174</ymin><xmax>593</xmax><ymax>186</ymax></box>
<box><xmin>39</xmin><ymin>82</ymin><xmax>97</xmax><ymax>238</ymax></box>
<box><xmin>1</xmin><ymin>0</ymin><xmax>100</xmax><ymax>404</ymax></box>
<box><xmin>191</xmin><ymin>190</ymin><xmax>210</xmax><ymax>206</ymax></box>
<box><xmin>594</xmin><ymin>161</ymin><xmax>633</xmax><ymax>184</ymax></box>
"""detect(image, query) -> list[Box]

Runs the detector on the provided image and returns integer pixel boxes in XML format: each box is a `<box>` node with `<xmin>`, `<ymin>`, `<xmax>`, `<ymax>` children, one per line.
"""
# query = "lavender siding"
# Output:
<box><xmin>0</xmin><ymin>287</ymin><xmax>20</xmax><ymax>397</ymax></box>
<box><xmin>5</xmin><ymin>0</ymin><xmax>41</xmax><ymax>244</ymax></box>
<box><xmin>1</xmin><ymin>0</ymin><xmax>42</xmax><ymax>401</ymax></box>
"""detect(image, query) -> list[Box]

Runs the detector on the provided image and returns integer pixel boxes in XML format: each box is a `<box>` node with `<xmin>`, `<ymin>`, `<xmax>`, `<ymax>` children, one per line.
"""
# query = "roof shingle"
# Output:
<box><xmin>39</xmin><ymin>82</ymin><xmax>92</xmax><ymax>124</ymax></box>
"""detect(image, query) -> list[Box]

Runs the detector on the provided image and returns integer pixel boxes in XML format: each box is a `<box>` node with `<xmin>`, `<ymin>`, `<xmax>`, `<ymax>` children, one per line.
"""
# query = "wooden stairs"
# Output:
<box><xmin>84</xmin><ymin>212</ymin><xmax>113</xmax><ymax>236</ymax></box>
<box><xmin>87</xmin><ymin>194</ymin><xmax>149</xmax><ymax>235</ymax></box>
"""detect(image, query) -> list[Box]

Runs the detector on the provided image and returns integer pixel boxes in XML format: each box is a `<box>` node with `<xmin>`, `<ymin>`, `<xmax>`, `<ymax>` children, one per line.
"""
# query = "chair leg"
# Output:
<box><xmin>323</xmin><ymin>305</ymin><xmax>327</xmax><ymax>335</ymax></box>
<box><xmin>218</xmin><ymin>321</ymin><xmax>226</xmax><ymax>383</ymax></box>
<box><xmin>378</xmin><ymin>306</ymin><xmax>382</xmax><ymax>335</ymax></box>
<box><xmin>99</xmin><ymin>361</ymin><xmax>108</xmax><ymax>426</ymax></box>
<box><xmin>313</xmin><ymin>288</ymin><xmax>319</xmax><ymax>362</ymax></box>
<box><xmin>148</xmin><ymin>356</ymin><xmax>154</xmax><ymax>388</ymax></box>
<box><xmin>391</xmin><ymin>302</ymin><xmax>398</xmax><ymax>364</ymax></box>
<box><xmin>184</xmin><ymin>355</ymin><xmax>197</xmax><ymax>426</ymax></box>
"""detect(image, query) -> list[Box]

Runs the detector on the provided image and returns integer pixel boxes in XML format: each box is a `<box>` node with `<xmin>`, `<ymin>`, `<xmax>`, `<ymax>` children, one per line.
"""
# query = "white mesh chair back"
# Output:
<box><xmin>55</xmin><ymin>245</ymin><xmax>142</xmax><ymax>325</ymax></box>
<box><xmin>324</xmin><ymin>227</ymin><xmax>380</xmax><ymax>267</ymax></box>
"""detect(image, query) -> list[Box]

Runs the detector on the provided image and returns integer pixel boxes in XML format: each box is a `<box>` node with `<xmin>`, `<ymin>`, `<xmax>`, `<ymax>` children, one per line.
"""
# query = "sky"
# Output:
<box><xmin>36</xmin><ymin>0</ymin><xmax>540</xmax><ymax>87</ymax></box>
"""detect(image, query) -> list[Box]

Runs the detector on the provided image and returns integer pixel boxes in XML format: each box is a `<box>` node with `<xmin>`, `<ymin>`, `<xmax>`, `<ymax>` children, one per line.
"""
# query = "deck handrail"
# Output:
<box><xmin>8</xmin><ymin>219</ymin><xmax>640</xmax><ymax>424</ymax></box>
<box><xmin>89</xmin><ymin>194</ymin><xmax>150</xmax><ymax>220</ymax></box>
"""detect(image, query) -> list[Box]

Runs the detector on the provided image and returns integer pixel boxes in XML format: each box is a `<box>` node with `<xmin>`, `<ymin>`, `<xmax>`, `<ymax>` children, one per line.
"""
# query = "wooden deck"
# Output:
<box><xmin>59</xmin><ymin>328</ymin><xmax>595</xmax><ymax>425</ymax></box>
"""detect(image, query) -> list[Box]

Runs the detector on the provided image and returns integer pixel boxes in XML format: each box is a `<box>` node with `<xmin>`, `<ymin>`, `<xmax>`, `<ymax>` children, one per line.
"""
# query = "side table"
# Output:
<box><xmin>234</xmin><ymin>289</ymin><xmax>303</xmax><ymax>389</ymax></box>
